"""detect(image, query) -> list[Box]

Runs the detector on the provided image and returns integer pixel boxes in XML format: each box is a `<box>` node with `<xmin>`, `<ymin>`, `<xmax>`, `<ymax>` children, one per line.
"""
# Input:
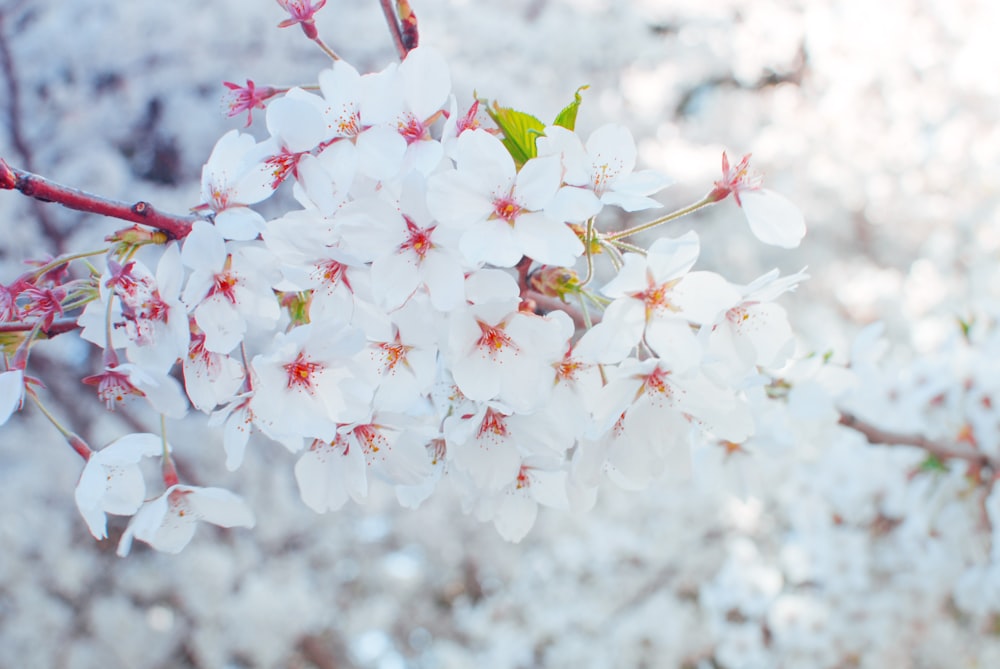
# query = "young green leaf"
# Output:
<box><xmin>553</xmin><ymin>85</ymin><xmax>589</xmax><ymax>131</ymax></box>
<box><xmin>487</xmin><ymin>102</ymin><xmax>545</xmax><ymax>167</ymax></box>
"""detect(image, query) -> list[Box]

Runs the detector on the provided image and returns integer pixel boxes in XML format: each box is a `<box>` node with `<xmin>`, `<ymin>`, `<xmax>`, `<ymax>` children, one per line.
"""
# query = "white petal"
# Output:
<box><xmin>739</xmin><ymin>189</ymin><xmax>806</xmax><ymax>248</ymax></box>
<box><xmin>493</xmin><ymin>491</ymin><xmax>538</xmax><ymax>542</ymax></box>
<box><xmin>0</xmin><ymin>370</ymin><xmax>24</xmax><ymax>426</ymax></box>
<box><xmin>188</xmin><ymin>487</ymin><xmax>255</xmax><ymax>528</ymax></box>
<box><xmin>400</xmin><ymin>46</ymin><xmax>451</xmax><ymax>120</ymax></box>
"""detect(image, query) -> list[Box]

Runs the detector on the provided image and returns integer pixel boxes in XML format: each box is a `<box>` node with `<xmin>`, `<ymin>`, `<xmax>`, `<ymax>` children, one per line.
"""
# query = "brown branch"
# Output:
<box><xmin>0</xmin><ymin>318</ymin><xmax>79</xmax><ymax>336</ymax></box>
<box><xmin>0</xmin><ymin>159</ymin><xmax>198</xmax><ymax>240</ymax></box>
<box><xmin>379</xmin><ymin>0</ymin><xmax>409</xmax><ymax>59</ymax></box>
<box><xmin>839</xmin><ymin>411</ymin><xmax>993</xmax><ymax>469</ymax></box>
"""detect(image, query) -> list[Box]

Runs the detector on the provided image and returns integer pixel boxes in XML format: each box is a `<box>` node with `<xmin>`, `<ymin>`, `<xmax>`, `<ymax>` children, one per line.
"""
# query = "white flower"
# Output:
<box><xmin>199</xmin><ymin>129</ymin><xmax>274</xmax><ymax>240</ymax></box>
<box><xmin>428</xmin><ymin>128</ymin><xmax>583</xmax><ymax>267</ymax></box>
<box><xmin>575</xmin><ymin>232</ymin><xmax>740</xmax><ymax>371</ymax></box>
<box><xmin>539</xmin><ymin>123</ymin><xmax>672</xmax><ymax>221</ymax></box>
<box><xmin>710</xmin><ymin>152</ymin><xmax>806</xmax><ymax>248</ymax></box>
<box><xmin>74</xmin><ymin>433</ymin><xmax>162</xmax><ymax>539</ymax></box>
<box><xmin>117</xmin><ymin>484</ymin><xmax>255</xmax><ymax>556</ymax></box>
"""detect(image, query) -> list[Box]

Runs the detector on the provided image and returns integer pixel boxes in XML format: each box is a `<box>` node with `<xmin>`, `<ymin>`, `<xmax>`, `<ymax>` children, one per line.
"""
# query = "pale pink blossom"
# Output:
<box><xmin>74</xmin><ymin>433</ymin><xmax>162</xmax><ymax>540</ymax></box>
<box><xmin>117</xmin><ymin>484</ymin><xmax>255</xmax><ymax>556</ymax></box>
<box><xmin>709</xmin><ymin>152</ymin><xmax>806</xmax><ymax>248</ymax></box>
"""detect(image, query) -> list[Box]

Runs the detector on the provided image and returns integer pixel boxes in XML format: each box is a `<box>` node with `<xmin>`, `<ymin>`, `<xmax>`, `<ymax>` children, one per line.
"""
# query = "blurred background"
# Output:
<box><xmin>2</xmin><ymin>0</ymin><xmax>1000</xmax><ymax>666</ymax></box>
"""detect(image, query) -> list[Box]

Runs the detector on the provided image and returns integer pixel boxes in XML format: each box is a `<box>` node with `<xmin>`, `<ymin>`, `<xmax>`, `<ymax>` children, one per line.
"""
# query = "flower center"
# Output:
<box><xmin>284</xmin><ymin>353</ymin><xmax>322</xmax><ymax>392</ymax></box>
<box><xmin>492</xmin><ymin>195</ymin><xmax>521</xmax><ymax>224</ymax></box>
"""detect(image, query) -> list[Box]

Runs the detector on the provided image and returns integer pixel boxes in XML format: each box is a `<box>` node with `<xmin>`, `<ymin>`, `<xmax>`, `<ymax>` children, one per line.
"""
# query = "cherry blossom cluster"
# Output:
<box><xmin>0</xmin><ymin>7</ymin><xmax>809</xmax><ymax>556</ymax></box>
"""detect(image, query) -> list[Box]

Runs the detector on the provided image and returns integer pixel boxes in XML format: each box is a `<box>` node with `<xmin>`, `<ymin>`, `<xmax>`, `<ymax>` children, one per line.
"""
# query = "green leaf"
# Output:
<box><xmin>487</xmin><ymin>102</ymin><xmax>545</xmax><ymax>167</ymax></box>
<box><xmin>918</xmin><ymin>454</ymin><xmax>948</xmax><ymax>473</ymax></box>
<box><xmin>553</xmin><ymin>85</ymin><xmax>589</xmax><ymax>131</ymax></box>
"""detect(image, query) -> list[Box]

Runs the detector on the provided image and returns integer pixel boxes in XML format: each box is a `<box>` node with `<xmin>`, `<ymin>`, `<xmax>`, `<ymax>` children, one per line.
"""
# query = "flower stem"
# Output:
<box><xmin>604</xmin><ymin>194</ymin><xmax>715</xmax><ymax>242</ymax></box>
<box><xmin>312</xmin><ymin>37</ymin><xmax>341</xmax><ymax>61</ymax></box>
<box><xmin>379</xmin><ymin>0</ymin><xmax>409</xmax><ymax>59</ymax></box>
<box><xmin>28</xmin><ymin>391</ymin><xmax>92</xmax><ymax>459</ymax></box>
<box><xmin>27</xmin><ymin>248</ymin><xmax>110</xmax><ymax>281</ymax></box>
<box><xmin>160</xmin><ymin>414</ymin><xmax>179</xmax><ymax>488</ymax></box>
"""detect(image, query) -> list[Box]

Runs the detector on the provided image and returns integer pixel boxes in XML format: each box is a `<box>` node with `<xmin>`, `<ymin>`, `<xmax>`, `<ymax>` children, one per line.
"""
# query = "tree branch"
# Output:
<box><xmin>0</xmin><ymin>159</ymin><xmax>199</xmax><ymax>241</ymax></box>
<box><xmin>379</xmin><ymin>0</ymin><xmax>409</xmax><ymax>59</ymax></box>
<box><xmin>0</xmin><ymin>318</ymin><xmax>79</xmax><ymax>336</ymax></box>
<box><xmin>839</xmin><ymin>411</ymin><xmax>994</xmax><ymax>469</ymax></box>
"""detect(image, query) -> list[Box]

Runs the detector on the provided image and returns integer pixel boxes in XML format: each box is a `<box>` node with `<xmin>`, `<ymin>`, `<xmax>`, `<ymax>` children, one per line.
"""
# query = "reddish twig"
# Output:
<box><xmin>0</xmin><ymin>318</ymin><xmax>79</xmax><ymax>336</ymax></box>
<box><xmin>839</xmin><ymin>411</ymin><xmax>994</xmax><ymax>469</ymax></box>
<box><xmin>396</xmin><ymin>0</ymin><xmax>419</xmax><ymax>51</ymax></box>
<box><xmin>0</xmin><ymin>159</ymin><xmax>199</xmax><ymax>240</ymax></box>
<box><xmin>379</xmin><ymin>0</ymin><xmax>409</xmax><ymax>59</ymax></box>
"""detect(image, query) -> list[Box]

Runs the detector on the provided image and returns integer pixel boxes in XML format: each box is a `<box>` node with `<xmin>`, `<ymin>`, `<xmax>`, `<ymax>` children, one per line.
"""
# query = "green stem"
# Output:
<box><xmin>604</xmin><ymin>195</ymin><xmax>715</xmax><ymax>242</ymax></box>
<box><xmin>29</xmin><ymin>248</ymin><xmax>110</xmax><ymax>281</ymax></box>
<box><xmin>28</xmin><ymin>391</ymin><xmax>92</xmax><ymax>459</ymax></box>
<box><xmin>610</xmin><ymin>239</ymin><xmax>646</xmax><ymax>255</ymax></box>
<box><xmin>580</xmin><ymin>216</ymin><xmax>598</xmax><ymax>288</ymax></box>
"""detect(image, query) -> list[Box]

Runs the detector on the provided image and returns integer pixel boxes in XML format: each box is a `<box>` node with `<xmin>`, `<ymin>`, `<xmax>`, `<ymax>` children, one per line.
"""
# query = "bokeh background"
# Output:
<box><xmin>2</xmin><ymin>0</ymin><xmax>1000</xmax><ymax>666</ymax></box>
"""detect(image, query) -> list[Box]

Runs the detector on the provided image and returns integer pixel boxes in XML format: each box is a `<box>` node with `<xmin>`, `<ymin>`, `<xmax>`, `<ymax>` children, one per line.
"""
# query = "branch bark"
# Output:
<box><xmin>0</xmin><ymin>159</ymin><xmax>199</xmax><ymax>240</ymax></box>
<box><xmin>379</xmin><ymin>0</ymin><xmax>409</xmax><ymax>59</ymax></box>
<box><xmin>839</xmin><ymin>411</ymin><xmax>994</xmax><ymax>469</ymax></box>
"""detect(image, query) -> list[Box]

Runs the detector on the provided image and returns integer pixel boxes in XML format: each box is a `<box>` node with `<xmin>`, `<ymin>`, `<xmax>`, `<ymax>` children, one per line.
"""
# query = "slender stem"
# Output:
<box><xmin>379</xmin><ymin>0</ymin><xmax>408</xmax><ymax>59</ymax></box>
<box><xmin>609</xmin><ymin>239</ymin><xmax>646</xmax><ymax>255</ymax></box>
<box><xmin>27</xmin><ymin>248</ymin><xmax>109</xmax><ymax>281</ymax></box>
<box><xmin>0</xmin><ymin>159</ymin><xmax>200</xmax><ymax>240</ymax></box>
<box><xmin>599</xmin><ymin>239</ymin><xmax>624</xmax><ymax>271</ymax></box>
<box><xmin>160</xmin><ymin>414</ymin><xmax>179</xmax><ymax>488</ymax></box>
<box><xmin>580</xmin><ymin>217</ymin><xmax>597</xmax><ymax>288</ymax></box>
<box><xmin>604</xmin><ymin>194</ymin><xmax>715</xmax><ymax>242</ymax></box>
<box><xmin>28</xmin><ymin>391</ymin><xmax>92</xmax><ymax>459</ymax></box>
<box><xmin>312</xmin><ymin>37</ymin><xmax>341</xmax><ymax>61</ymax></box>
<box><xmin>576</xmin><ymin>292</ymin><xmax>594</xmax><ymax>330</ymax></box>
<box><xmin>103</xmin><ymin>289</ymin><xmax>116</xmax><ymax>358</ymax></box>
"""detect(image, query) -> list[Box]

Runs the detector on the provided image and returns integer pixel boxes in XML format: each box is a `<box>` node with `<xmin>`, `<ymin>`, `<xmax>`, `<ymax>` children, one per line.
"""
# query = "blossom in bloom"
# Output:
<box><xmin>709</xmin><ymin>152</ymin><xmax>806</xmax><ymax>248</ymax></box>
<box><xmin>221</xmin><ymin>79</ymin><xmax>276</xmax><ymax>127</ymax></box>
<box><xmin>428</xmin><ymin>128</ymin><xmax>583</xmax><ymax>268</ymax></box>
<box><xmin>183</xmin><ymin>326</ymin><xmax>246</xmax><ymax>413</ymax></box>
<box><xmin>705</xmin><ymin>268</ymin><xmax>808</xmax><ymax>382</ymax></box>
<box><xmin>74</xmin><ymin>433</ymin><xmax>162</xmax><ymax>539</ymax></box>
<box><xmin>82</xmin><ymin>362</ymin><xmax>188</xmax><ymax>418</ymax></box>
<box><xmin>538</xmin><ymin>123</ymin><xmax>673</xmax><ymax>221</ymax></box>
<box><xmin>275</xmin><ymin>0</ymin><xmax>327</xmax><ymax>40</ymax></box>
<box><xmin>354</xmin><ymin>46</ymin><xmax>451</xmax><ymax>179</ymax></box>
<box><xmin>181</xmin><ymin>221</ymin><xmax>281</xmax><ymax>354</ymax></box>
<box><xmin>294</xmin><ymin>435</ymin><xmax>368</xmax><ymax>512</ymax></box>
<box><xmin>448</xmin><ymin>304</ymin><xmax>572</xmax><ymax>413</ymax></box>
<box><xmin>78</xmin><ymin>248</ymin><xmax>188</xmax><ymax>375</ymax></box>
<box><xmin>198</xmin><ymin>130</ymin><xmax>275</xmax><ymax>240</ymax></box>
<box><xmin>574</xmin><ymin>232</ymin><xmax>740</xmax><ymax>370</ymax></box>
<box><xmin>248</xmin><ymin>322</ymin><xmax>372</xmax><ymax>446</ymax></box>
<box><xmin>481</xmin><ymin>455</ymin><xmax>571</xmax><ymax>542</ymax></box>
<box><xmin>117</xmin><ymin>484</ymin><xmax>255</xmax><ymax>556</ymax></box>
<box><xmin>579</xmin><ymin>359</ymin><xmax>753</xmax><ymax>489</ymax></box>
<box><xmin>365</xmin><ymin>175</ymin><xmax>466</xmax><ymax>312</ymax></box>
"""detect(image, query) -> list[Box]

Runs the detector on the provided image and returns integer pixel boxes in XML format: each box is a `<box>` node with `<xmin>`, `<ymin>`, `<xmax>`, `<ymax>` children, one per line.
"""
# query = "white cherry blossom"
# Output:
<box><xmin>74</xmin><ymin>433</ymin><xmax>162</xmax><ymax>540</ymax></box>
<box><xmin>116</xmin><ymin>484</ymin><xmax>255</xmax><ymax>556</ymax></box>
